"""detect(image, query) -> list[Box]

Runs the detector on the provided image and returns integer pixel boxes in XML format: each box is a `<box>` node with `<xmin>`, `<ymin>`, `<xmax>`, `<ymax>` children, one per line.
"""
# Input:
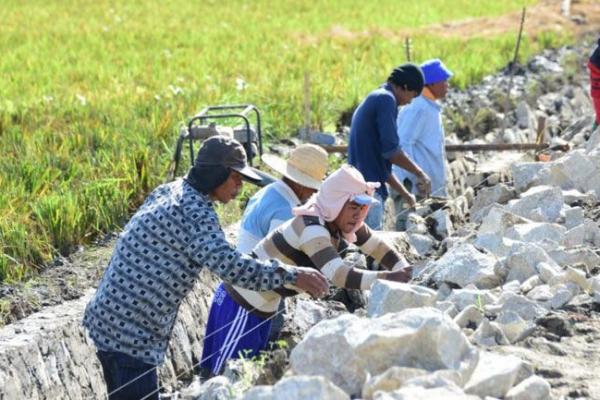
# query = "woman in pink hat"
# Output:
<box><xmin>200</xmin><ymin>164</ymin><xmax>413</xmax><ymax>378</ymax></box>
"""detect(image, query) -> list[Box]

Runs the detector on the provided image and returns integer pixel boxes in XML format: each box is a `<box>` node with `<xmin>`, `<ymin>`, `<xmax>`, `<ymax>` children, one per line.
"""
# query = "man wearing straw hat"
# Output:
<box><xmin>237</xmin><ymin>144</ymin><xmax>329</xmax><ymax>254</ymax></box>
<box><xmin>235</xmin><ymin>144</ymin><xmax>329</xmax><ymax>343</ymax></box>
<box><xmin>200</xmin><ymin>164</ymin><xmax>412</xmax><ymax>377</ymax></box>
<box><xmin>83</xmin><ymin>136</ymin><xmax>329</xmax><ymax>400</ymax></box>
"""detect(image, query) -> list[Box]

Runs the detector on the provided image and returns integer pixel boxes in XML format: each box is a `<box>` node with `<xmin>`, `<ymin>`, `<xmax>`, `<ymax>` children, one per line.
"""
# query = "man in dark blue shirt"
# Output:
<box><xmin>348</xmin><ymin>63</ymin><xmax>432</xmax><ymax>230</ymax></box>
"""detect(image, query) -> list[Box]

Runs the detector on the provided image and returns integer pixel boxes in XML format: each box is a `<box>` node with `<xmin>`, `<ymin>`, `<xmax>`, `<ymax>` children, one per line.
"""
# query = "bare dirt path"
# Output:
<box><xmin>497</xmin><ymin>302</ymin><xmax>600</xmax><ymax>399</ymax></box>
<box><xmin>301</xmin><ymin>0</ymin><xmax>600</xmax><ymax>44</ymax></box>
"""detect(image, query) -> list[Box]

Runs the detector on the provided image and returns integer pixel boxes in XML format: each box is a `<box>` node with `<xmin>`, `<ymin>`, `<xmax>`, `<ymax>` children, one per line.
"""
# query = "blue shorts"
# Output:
<box><xmin>200</xmin><ymin>283</ymin><xmax>272</xmax><ymax>375</ymax></box>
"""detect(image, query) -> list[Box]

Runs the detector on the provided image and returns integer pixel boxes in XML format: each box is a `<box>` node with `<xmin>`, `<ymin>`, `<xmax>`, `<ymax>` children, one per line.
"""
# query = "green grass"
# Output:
<box><xmin>0</xmin><ymin>0</ymin><xmax>574</xmax><ymax>281</ymax></box>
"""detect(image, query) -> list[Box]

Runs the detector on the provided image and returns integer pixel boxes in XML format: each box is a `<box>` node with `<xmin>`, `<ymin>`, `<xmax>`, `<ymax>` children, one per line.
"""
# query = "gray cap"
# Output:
<box><xmin>195</xmin><ymin>135</ymin><xmax>261</xmax><ymax>181</ymax></box>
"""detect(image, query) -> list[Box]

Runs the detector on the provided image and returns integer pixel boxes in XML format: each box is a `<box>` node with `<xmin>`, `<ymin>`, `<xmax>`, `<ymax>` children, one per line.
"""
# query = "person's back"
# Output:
<box><xmin>393</xmin><ymin>59</ymin><xmax>453</xmax><ymax>199</ymax></box>
<box><xmin>237</xmin><ymin>180</ymin><xmax>299</xmax><ymax>254</ymax></box>
<box><xmin>349</xmin><ymin>85</ymin><xmax>399</xmax><ymax>199</ymax></box>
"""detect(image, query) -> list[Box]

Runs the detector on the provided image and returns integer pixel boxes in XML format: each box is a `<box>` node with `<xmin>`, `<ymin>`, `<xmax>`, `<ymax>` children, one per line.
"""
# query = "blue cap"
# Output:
<box><xmin>351</xmin><ymin>193</ymin><xmax>378</xmax><ymax>206</ymax></box>
<box><xmin>420</xmin><ymin>59</ymin><xmax>453</xmax><ymax>85</ymax></box>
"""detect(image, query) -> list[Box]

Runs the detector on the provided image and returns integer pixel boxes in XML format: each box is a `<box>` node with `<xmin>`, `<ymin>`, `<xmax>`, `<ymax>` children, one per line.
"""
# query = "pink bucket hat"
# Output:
<box><xmin>293</xmin><ymin>164</ymin><xmax>380</xmax><ymax>242</ymax></box>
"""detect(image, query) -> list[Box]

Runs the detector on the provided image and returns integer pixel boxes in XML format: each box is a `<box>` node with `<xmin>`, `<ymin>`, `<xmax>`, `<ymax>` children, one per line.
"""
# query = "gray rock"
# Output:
<box><xmin>495</xmin><ymin>311</ymin><xmax>535</xmax><ymax>344</ymax></box>
<box><xmin>471</xmin><ymin>318</ymin><xmax>509</xmax><ymax>346</ymax></box>
<box><xmin>373</xmin><ymin>385</ymin><xmax>479</xmax><ymax>400</ymax></box>
<box><xmin>430</xmin><ymin>209</ymin><xmax>454</xmax><ymax>239</ymax></box>
<box><xmin>434</xmin><ymin>301</ymin><xmax>459</xmax><ymax>318</ymax></box>
<box><xmin>548</xmin><ymin>247</ymin><xmax>600</xmax><ymax>270</ymax></box>
<box><xmin>562</xmin><ymin>224</ymin><xmax>585</xmax><ymax>247</ymax></box>
<box><xmin>505</xmin><ymin>375</ymin><xmax>551</xmax><ymax>400</ymax></box>
<box><xmin>464</xmin><ymin>352</ymin><xmax>524</xmax><ymax>398</ymax></box>
<box><xmin>510</xmin><ymin>163</ymin><xmax>546</xmax><ymax>193</ymax></box>
<box><xmin>367</xmin><ymin>281</ymin><xmax>437</xmax><ymax>318</ymax></box>
<box><xmin>406</xmin><ymin>233</ymin><xmax>435</xmax><ymax>256</ymax></box>
<box><xmin>289</xmin><ymin>308</ymin><xmax>479</xmax><ymax>395</ymax></box>
<box><xmin>486</xmin><ymin>292</ymin><xmax>548</xmax><ymax>321</ymax></box>
<box><xmin>454</xmin><ymin>305</ymin><xmax>483</xmax><ymax>329</ymax></box>
<box><xmin>473</xmin><ymin>233</ymin><xmax>518</xmax><ymax>258</ymax></box>
<box><xmin>504</xmin><ymin>222</ymin><xmax>566</xmax><ymax>246</ymax></box>
<box><xmin>471</xmin><ymin>184</ymin><xmax>515</xmax><ymax>222</ymax></box>
<box><xmin>478</xmin><ymin>206</ymin><xmax>531</xmax><ymax>236</ymax></box>
<box><xmin>431</xmin><ymin>244</ymin><xmax>501</xmax><ymax>289</ymax></box>
<box><xmin>505</xmin><ymin>242</ymin><xmax>558</xmax><ymax>284</ymax></box>
<box><xmin>536</xmin><ymin>262</ymin><xmax>563</xmax><ymax>284</ymax></box>
<box><xmin>406</xmin><ymin>214</ymin><xmax>428</xmax><ymax>234</ymax></box>
<box><xmin>242</xmin><ymin>375</ymin><xmax>349</xmax><ymax>400</ymax></box>
<box><xmin>181</xmin><ymin>376</ymin><xmax>233</xmax><ymax>400</ymax></box>
<box><xmin>519</xmin><ymin>275</ymin><xmax>541</xmax><ymax>294</ymax></box>
<box><xmin>362</xmin><ymin>367</ymin><xmax>428</xmax><ymax>399</ymax></box>
<box><xmin>507</xmin><ymin>185</ymin><xmax>564</xmax><ymax>223</ymax></box>
<box><xmin>446</xmin><ymin>288</ymin><xmax>498</xmax><ymax>312</ymax></box>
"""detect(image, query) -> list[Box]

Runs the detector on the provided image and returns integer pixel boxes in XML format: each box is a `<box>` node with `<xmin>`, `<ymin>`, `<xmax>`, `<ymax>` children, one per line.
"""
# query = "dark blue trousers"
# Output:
<box><xmin>97</xmin><ymin>350</ymin><xmax>158</xmax><ymax>400</ymax></box>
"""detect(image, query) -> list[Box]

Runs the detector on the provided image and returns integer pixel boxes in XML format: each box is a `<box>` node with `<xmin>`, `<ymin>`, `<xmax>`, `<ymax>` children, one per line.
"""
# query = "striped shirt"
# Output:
<box><xmin>227</xmin><ymin>215</ymin><xmax>408</xmax><ymax>316</ymax></box>
<box><xmin>82</xmin><ymin>179</ymin><xmax>297</xmax><ymax>365</ymax></box>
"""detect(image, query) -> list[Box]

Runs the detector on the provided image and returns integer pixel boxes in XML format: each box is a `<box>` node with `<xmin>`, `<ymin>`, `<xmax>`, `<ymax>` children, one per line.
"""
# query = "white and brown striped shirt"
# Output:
<box><xmin>226</xmin><ymin>215</ymin><xmax>408</xmax><ymax>317</ymax></box>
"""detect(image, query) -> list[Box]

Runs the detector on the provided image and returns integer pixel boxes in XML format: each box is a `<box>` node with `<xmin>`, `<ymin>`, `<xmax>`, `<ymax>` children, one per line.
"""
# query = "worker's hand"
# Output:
<box><xmin>294</xmin><ymin>267</ymin><xmax>330</xmax><ymax>298</ymax></box>
<box><xmin>384</xmin><ymin>267</ymin><xmax>413</xmax><ymax>283</ymax></box>
<box><xmin>416</xmin><ymin>172</ymin><xmax>431</xmax><ymax>198</ymax></box>
<box><xmin>403</xmin><ymin>192</ymin><xmax>417</xmax><ymax>209</ymax></box>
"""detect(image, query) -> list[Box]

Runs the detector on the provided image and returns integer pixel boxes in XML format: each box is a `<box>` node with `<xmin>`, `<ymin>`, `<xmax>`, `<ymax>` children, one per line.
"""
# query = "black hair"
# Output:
<box><xmin>387</xmin><ymin>63</ymin><xmax>425</xmax><ymax>94</ymax></box>
<box><xmin>185</xmin><ymin>164</ymin><xmax>231</xmax><ymax>194</ymax></box>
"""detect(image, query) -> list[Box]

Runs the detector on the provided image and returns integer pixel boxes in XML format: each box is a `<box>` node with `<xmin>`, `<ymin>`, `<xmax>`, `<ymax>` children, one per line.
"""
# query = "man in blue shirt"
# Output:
<box><xmin>237</xmin><ymin>144</ymin><xmax>329</xmax><ymax>254</ymax></box>
<box><xmin>392</xmin><ymin>59</ymin><xmax>453</xmax><ymax>230</ymax></box>
<box><xmin>348</xmin><ymin>63</ymin><xmax>432</xmax><ymax>230</ymax></box>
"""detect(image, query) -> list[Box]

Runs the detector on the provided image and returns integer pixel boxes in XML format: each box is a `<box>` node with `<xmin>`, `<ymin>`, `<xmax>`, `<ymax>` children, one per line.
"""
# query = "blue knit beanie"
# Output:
<box><xmin>420</xmin><ymin>59</ymin><xmax>453</xmax><ymax>85</ymax></box>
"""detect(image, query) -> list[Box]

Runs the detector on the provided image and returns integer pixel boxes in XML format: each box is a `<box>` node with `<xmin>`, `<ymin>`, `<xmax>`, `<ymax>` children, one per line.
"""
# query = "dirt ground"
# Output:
<box><xmin>303</xmin><ymin>0</ymin><xmax>600</xmax><ymax>44</ymax></box>
<box><xmin>496</xmin><ymin>301</ymin><xmax>600</xmax><ymax>399</ymax></box>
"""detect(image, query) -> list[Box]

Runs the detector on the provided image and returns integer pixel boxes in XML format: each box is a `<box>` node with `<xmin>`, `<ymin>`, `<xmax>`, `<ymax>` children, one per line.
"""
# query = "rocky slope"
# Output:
<box><xmin>0</xmin><ymin>40</ymin><xmax>599</xmax><ymax>399</ymax></box>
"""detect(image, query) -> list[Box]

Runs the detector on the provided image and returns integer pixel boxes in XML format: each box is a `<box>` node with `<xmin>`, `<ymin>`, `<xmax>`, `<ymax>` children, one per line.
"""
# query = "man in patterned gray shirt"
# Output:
<box><xmin>83</xmin><ymin>136</ymin><xmax>329</xmax><ymax>400</ymax></box>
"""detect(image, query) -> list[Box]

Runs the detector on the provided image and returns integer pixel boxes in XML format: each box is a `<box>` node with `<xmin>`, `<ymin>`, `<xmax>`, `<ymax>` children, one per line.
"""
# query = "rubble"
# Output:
<box><xmin>367</xmin><ymin>281</ymin><xmax>437</xmax><ymax>317</ymax></box>
<box><xmin>430</xmin><ymin>244</ymin><xmax>502</xmax><ymax>289</ymax></box>
<box><xmin>3</xmin><ymin>42</ymin><xmax>600</xmax><ymax>400</ymax></box>
<box><xmin>289</xmin><ymin>308</ymin><xmax>478</xmax><ymax>395</ymax></box>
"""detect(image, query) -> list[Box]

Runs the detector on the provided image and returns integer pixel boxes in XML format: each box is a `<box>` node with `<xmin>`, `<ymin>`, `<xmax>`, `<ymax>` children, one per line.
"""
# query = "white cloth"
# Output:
<box><xmin>392</xmin><ymin>95</ymin><xmax>448</xmax><ymax>197</ymax></box>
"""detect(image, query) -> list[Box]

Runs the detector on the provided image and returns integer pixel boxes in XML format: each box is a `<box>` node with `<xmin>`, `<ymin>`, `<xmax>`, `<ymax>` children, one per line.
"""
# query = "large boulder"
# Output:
<box><xmin>242</xmin><ymin>376</ymin><xmax>348</xmax><ymax>400</ymax></box>
<box><xmin>504</xmin><ymin>222</ymin><xmax>566</xmax><ymax>247</ymax></box>
<box><xmin>504</xmin><ymin>242</ymin><xmax>559</xmax><ymax>284</ymax></box>
<box><xmin>464</xmin><ymin>352</ymin><xmax>525</xmax><ymax>398</ymax></box>
<box><xmin>495</xmin><ymin>311</ymin><xmax>535</xmax><ymax>344</ymax></box>
<box><xmin>505</xmin><ymin>375</ymin><xmax>551</xmax><ymax>400</ymax></box>
<box><xmin>473</xmin><ymin>234</ymin><xmax>518</xmax><ymax>258</ymax></box>
<box><xmin>486</xmin><ymin>292</ymin><xmax>548</xmax><ymax>321</ymax></box>
<box><xmin>367</xmin><ymin>281</ymin><xmax>437</xmax><ymax>318</ymax></box>
<box><xmin>510</xmin><ymin>163</ymin><xmax>546</xmax><ymax>193</ymax></box>
<box><xmin>478</xmin><ymin>206</ymin><xmax>531</xmax><ymax>236</ymax></box>
<box><xmin>289</xmin><ymin>308</ymin><xmax>479</xmax><ymax>395</ymax></box>
<box><xmin>445</xmin><ymin>287</ymin><xmax>498</xmax><ymax>312</ymax></box>
<box><xmin>430</xmin><ymin>244</ymin><xmax>501</xmax><ymax>289</ymax></box>
<box><xmin>507</xmin><ymin>185</ymin><xmax>564</xmax><ymax>223</ymax></box>
<box><xmin>373</xmin><ymin>386</ymin><xmax>479</xmax><ymax>400</ymax></box>
<box><xmin>548</xmin><ymin>247</ymin><xmax>600</xmax><ymax>270</ymax></box>
<box><xmin>470</xmin><ymin>184</ymin><xmax>515</xmax><ymax>222</ymax></box>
